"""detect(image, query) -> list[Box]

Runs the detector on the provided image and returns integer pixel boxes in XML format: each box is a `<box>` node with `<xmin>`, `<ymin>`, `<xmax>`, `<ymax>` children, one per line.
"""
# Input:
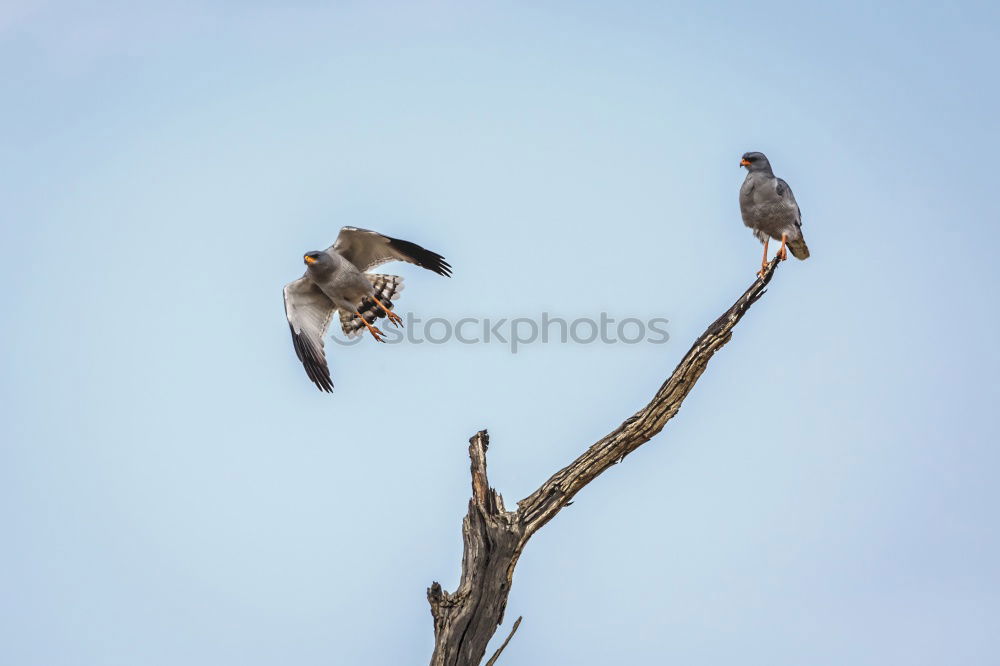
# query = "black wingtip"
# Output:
<box><xmin>289</xmin><ymin>324</ymin><xmax>335</xmax><ymax>393</ymax></box>
<box><xmin>438</xmin><ymin>258</ymin><xmax>453</xmax><ymax>278</ymax></box>
<box><xmin>386</xmin><ymin>237</ymin><xmax>453</xmax><ymax>277</ymax></box>
<box><xmin>310</xmin><ymin>370</ymin><xmax>334</xmax><ymax>392</ymax></box>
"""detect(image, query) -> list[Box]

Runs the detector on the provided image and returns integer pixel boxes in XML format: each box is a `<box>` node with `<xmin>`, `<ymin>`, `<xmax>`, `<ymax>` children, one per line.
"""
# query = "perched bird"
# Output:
<box><xmin>282</xmin><ymin>227</ymin><xmax>451</xmax><ymax>392</ymax></box>
<box><xmin>739</xmin><ymin>151</ymin><xmax>810</xmax><ymax>277</ymax></box>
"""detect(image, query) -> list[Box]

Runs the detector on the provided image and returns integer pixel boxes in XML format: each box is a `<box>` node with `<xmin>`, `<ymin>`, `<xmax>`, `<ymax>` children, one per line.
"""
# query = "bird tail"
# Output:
<box><xmin>339</xmin><ymin>274</ymin><xmax>405</xmax><ymax>338</ymax></box>
<box><xmin>788</xmin><ymin>237</ymin><xmax>810</xmax><ymax>260</ymax></box>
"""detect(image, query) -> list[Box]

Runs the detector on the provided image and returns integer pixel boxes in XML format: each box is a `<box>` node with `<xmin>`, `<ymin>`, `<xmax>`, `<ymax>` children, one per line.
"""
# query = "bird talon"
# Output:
<box><xmin>355</xmin><ymin>310</ymin><xmax>386</xmax><ymax>342</ymax></box>
<box><xmin>777</xmin><ymin>232</ymin><xmax>789</xmax><ymax>261</ymax></box>
<box><xmin>371</xmin><ymin>296</ymin><xmax>403</xmax><ymax>328</ymax></box>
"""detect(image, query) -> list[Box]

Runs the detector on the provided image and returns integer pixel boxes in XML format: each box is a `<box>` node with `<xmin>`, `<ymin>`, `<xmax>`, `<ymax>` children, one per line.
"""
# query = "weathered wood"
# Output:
<box><xmin>428</xmin><ymin>258</ymin><xmax>783</xmax><ymax>665</ymax></box>
<box><xmin>484</xmin><ymin>616</ymin><xmax>522</xmax><ymax>666</ymax></box>
<box><xmin>428</xmin><ymin>432</ymin><xmax>525</xmax><ymax>666</ymax></box>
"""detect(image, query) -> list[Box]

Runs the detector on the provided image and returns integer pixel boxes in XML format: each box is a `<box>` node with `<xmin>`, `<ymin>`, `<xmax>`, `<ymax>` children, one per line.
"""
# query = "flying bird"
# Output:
<box><xmin>282</xmin><ymin>227</ymin><xmax>452</xmax><ymax>392</ymax></box>
<box><xmin>739</xmin><ymin>151</ymin><xmax>810</xmax><ymax>277</ymax></box>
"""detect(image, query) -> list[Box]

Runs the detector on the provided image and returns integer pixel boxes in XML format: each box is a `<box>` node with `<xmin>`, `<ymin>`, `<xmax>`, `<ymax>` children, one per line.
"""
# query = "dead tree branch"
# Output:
<box><xmin>428</xmin><ymin>257</ymin><xmax>783</xmax><ymax>665</ymax></box>
<box><xmin>484</xmin><ymin>616</ymin><xmax>522</xmax><ymax>666</ymax></box>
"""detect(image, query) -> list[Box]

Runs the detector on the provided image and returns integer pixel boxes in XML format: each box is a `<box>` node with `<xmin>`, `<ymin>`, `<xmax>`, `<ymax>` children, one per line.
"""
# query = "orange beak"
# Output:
<box><xmin>304</xmin><ymin>255</ymin><xmax>317</xmax><ymax>264</ymax></box>
<box><xmin>740</xmin><ymin>158</ymin><xmax>751</xmax><ymax>167</ymax></box>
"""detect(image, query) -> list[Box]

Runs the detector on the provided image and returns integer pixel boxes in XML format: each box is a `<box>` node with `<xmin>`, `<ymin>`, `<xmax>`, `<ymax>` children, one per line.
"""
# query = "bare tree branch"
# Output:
<box><xmin>428</xmin><ymin>257</ymin><xmax>783</xmax><ymax>665</ymax></box>
<box><xmin>484</xmin><ymin>617</ymin><xmax>522</xmax><ymax>666</ymax></box>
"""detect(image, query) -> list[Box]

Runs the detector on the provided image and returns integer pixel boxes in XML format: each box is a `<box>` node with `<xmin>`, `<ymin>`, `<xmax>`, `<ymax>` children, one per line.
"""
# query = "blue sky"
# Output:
<box><xmin>2</xmin><ymin>1</ymin><xmax>999</xmax><ymax>664</ymax></box>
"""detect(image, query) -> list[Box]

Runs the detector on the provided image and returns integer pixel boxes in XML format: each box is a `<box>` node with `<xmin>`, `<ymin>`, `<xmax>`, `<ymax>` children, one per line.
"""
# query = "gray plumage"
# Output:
<box><xmin>283</xmin><ymin>226</ymin><xmax>451</xmax><ymax>392</ymax></box>
<box><xmin>739</xmin><ymin>151</ymin><xmax>810</xmax><ymax>261</ymax></box>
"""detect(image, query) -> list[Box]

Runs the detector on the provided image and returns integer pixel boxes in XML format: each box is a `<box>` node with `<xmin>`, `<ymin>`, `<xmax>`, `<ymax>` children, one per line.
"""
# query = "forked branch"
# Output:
<box><xmin>428</xmin><ymin>257</ymin><xmax>783</xmax><ymax>665</ymax></box>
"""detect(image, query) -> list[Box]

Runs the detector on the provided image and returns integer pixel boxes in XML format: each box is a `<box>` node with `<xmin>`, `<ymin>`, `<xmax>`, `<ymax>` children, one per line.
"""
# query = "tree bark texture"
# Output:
<box><xmin>428</xmin><ymin>257</ymin><xmax>784</xmax><ymax>665</ymax></box>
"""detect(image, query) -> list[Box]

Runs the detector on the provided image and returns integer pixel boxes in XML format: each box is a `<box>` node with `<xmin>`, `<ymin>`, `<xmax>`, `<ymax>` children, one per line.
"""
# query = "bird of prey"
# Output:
<box><xmin>739</xmin><ymin>151</ymin><xmax>810</xmax><ymax>277</ymax></box>
<box><xmin>282</xmin><ymin>227</ymin><xmax>452</xmax><ymax>392</ymax></box>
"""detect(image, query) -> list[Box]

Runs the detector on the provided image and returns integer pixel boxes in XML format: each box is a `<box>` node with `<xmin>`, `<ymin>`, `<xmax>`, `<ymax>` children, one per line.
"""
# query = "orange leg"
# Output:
<box><xmin>757</xmin><ymin>237</ymin><xmax>769</xmax><ymax>279</ymax></box>
<box><xmin>355</xmin><ymin>310</ymin><xmax>386</xmax><ymax>342</ymax></box>
<box><xmin>371</xmin><ymin>296</ymin><xmax>403</xmax><ymax>328</ymax></box>
<box><xmin>777</xmin><ymin>232</ymin><xmax>788</xmax><ymax>261</ymax></box>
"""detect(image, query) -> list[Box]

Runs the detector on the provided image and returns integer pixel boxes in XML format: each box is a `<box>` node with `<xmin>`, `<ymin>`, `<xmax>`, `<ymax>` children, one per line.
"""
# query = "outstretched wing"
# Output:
<box><xmin>328</xmin><ymin>226</ymin><xmax>452</xmax><ymax>276</ymax></box>
<box><xmin>775</xmin><ymin>178</ymin><xmax>803</xmax><ymax>227</ymax></box>
<box><xmin>283</xmin><ymin>276</ymin><xmax>336</xmax><ymax>392</ymax></box>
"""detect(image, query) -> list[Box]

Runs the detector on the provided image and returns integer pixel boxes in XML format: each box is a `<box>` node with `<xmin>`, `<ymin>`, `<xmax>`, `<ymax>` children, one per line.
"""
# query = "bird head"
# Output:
<box><xmin>303</xmin><ymin>251</ymin><xmax>327</xmax><ymax>267</ymax></box>
<box><xmin>740</xmin><ymin>151</ymin><xmax>772</xmax><ymax>172</ymax></box>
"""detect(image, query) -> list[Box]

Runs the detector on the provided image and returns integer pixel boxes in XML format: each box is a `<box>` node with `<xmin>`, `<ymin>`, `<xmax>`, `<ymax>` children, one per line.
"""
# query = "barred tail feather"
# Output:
<box><xmin>368</xmin><ymin>273</ymin><xmax>405</xmax><ymax>302</ymax></box>
<box><xmin>788</xmin><ymin>238</ymin><xmax>810</xmax><ymax>260</ymax></box>
<box><xmin>339</xmin><ymin>274</ymin><xmax>405</xmax><ymax>337</ymax></box>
